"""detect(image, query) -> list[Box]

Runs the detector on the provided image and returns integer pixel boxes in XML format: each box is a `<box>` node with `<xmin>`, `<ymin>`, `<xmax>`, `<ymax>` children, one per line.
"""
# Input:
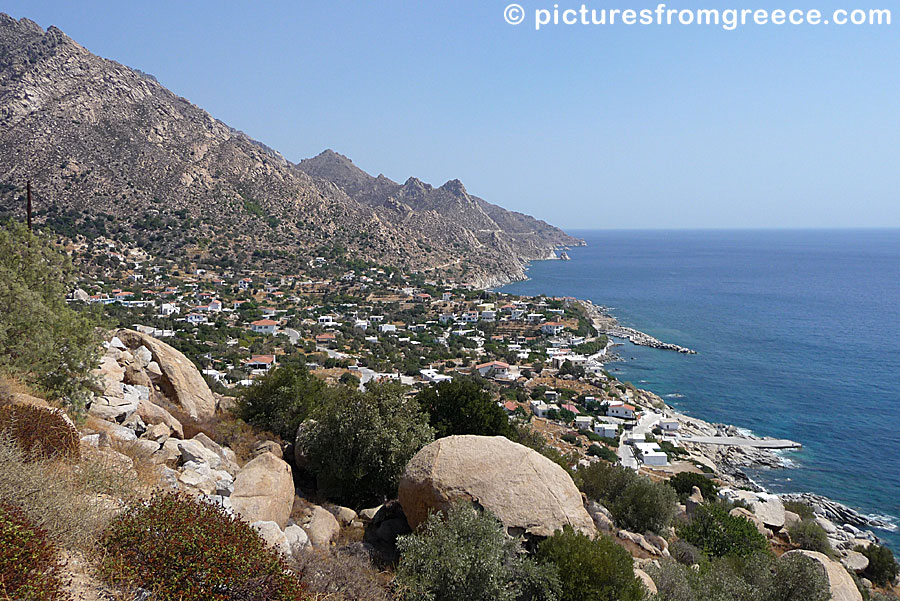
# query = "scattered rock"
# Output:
<box><xmin>284</xmin><ymin>524</ymin><xmax>310</xmax><ymax>556</ymax></box>
<box><xmin>251</xmin><ymin>521</ymin><xmax>292</xmax><ymax>558</ymax></box>
<box><xmin>841</xmin><ymin>550</ymin><xmax>869</xmax><ymax>573</ymax></box>
<box><xmin>399</xmin><ymin>435</ymin><xmax>595</xmax><ymax>538</ymax></box>
<box><xmin>136</xmin><ymin>399</ymin><xmax>184</xmax><ymax>438</ymax></box>
<box><xmin>730</xmin><ymin>507</ymin><xmax>769</xmax><ymax>537</ymax></box>
<box><xmin>251</xmin><ymin>439</ymin><xmax>282</xmax><ymax>460</ymax></box>
<box><xmin>784</xmin><ymin>510</ymin><xmax>802</xmax><ymax>528</ymax></box>
<box><xmin>635</xmin><ymin>568</ymin><xmax>658</xmax><ymax>595</ymax></box>
<box><xmin>303</xmin><ymin>504</ymin><xmax>341</xmax><ymax>548</ymax></box>
<box><xmin>329</xmin><ymin>505</ymin><xmax>358</xmax><ymax>526</ymax></box>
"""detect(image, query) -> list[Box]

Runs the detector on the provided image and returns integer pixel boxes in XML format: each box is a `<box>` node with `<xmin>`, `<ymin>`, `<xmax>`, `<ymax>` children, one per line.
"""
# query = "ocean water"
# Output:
<box><xmin>501</xmin><ymin>229</ymin><xmax>900</xmax><ymax>549</ymax></box>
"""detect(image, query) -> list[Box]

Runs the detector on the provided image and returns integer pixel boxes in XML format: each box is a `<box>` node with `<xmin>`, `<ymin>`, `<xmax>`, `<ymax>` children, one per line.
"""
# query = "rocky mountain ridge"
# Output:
<box><xmin>0</xmin><ymin>14</ymin><xmax>581</xmax><ymax>286</ymax></box>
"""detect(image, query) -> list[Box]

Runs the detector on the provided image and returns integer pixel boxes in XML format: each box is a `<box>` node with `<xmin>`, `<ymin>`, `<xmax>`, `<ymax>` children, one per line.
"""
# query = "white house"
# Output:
<box><xmin>634</xmin><ymin>442</ymin><xmax>668</xmax><ymax>466</ymax></box>
<box><xmin>245</xmin><ymin>354</ymin><xmax>276</xmax><ymax>371</ymax></box>
<box><xmin>160</xmin><ymin>303</ymin><xmax>180</xmax><ymax>316</ymax></box>
<box><xmin>318</xmin><ymin>315</ymin><xmax>335</xmax><ymax>325</ymax></box>
<box><xmin>541</xmin><ymin>322</ymin><xmax>566</xmax><ymax>336</ymax></box>
<box><xmin>354</xmin><ymin>320</ymin><xmax>369</xmax><ymax>331</ymax></box>
<box><xmin>659</xmin><ymin>419</ymin><xmax>680</xmax><ymax>432</ymax></box>
<box><xmin>420</xmin><ymin>369</ymin><xmax>453</xmax><ymax>383</ymax></box>
<box><xmin>594</xmin><ymin>423</ymin><xmax>618</xmax><ymax>438</ymax></box>
<box><xmin>475</xmin><ymin>361</ymin><xmax>510</xmax><ymax>378</ymax></box>
<box><xmin>574</xmin><ymin>415</ymin><xmax>594</xmax><ymax>430</ymax></box>
<box><xmin>480</xmin><ymin>310</ymin><xmax>497</xmax><ymax>322</ymax></box>
<box><xmin>608</xmin><ymin>404</ymin><xmax>636</xmax><ymax>420</ymax></box>
<box><xmin>250</xmin><ymin>319</ymin><xmax>278</xmax><ymax>335</ymax></box>
<box><xmin>185</xmin><ymin>312</ymin><xmax>207</xmax><ymax>325</ymax></box>
<box><xmin>461</xmin><ymin>311</ymin><xmax>479</xmax><ymax>324</ymax></box>
<box><xmin>439</xmin><ymin>313</ymin><xmax>455</xmax><ymax>324</ymax></box>
<box><xmin>379</xmin><ymin>324</ymin><xmax>397</xmax><ymax>333</ymax></box>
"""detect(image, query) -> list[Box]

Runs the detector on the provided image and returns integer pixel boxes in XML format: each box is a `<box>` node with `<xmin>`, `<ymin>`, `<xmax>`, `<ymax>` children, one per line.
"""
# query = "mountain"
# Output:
<box><xmin>0</xmin><ymin>14</ymin><xmax>581</xmax><ymax>286</ymax></box>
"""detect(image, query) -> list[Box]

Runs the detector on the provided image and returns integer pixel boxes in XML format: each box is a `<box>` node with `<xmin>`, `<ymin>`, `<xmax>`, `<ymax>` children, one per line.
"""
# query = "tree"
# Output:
<box><xmin>677</xmin><ymin>502</ymin><xmax>768</xmax><ymax>559</ymax></box>
<box><xmin>297</xmin><ymin>382</ymin><xmax>434</xmax><ymax>506</ymax></box>
<box><xmin>395</xmin><ymin>502</ymin><xmax>559</xmax><ymax>601</ymax></box>
<box><xmin>0</xmin><ymin>221</ymin><xmax>98</xmax><ymax>410</ymax></box>
<box><xmin>415</xmin><ymin>378</ymin><xmax>510</xmax><ymax>439</ymax></box>
<box><xmin>787</xmin><ymin>520</ymin><xmax>833</xmax><ymax>555</ymax></box>
<box><xmin>236</xmin><ymin>364</ymin><xmax>326</xmax><ymax>441</ymax></box>
<box><xmin>667</xmin><ymin>472</ymin><xmax>719</xmax><ymax>501</ymax></box>
<box><xmin>537</xmin><ymin>526</ymin><xmax>644</xmax><ymax>601</ymax></box>
<box><xmin>575</xmin><ymin>462</ymin><xmax>677</xmax><ymax>534</ymax></box>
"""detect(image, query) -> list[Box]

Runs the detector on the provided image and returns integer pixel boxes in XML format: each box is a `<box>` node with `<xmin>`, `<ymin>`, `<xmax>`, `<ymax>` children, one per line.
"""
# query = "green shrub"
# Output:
<box><xmin>587</xmin><ymin>444</ymin><xmax>619</xmax><ymax>463</ymax></box>
<box><xmin>649</xmin><ymin>552</ymin><xmax>830</xmax><ymax>601</ymax></box>
<box><xmin>788</xmin><ymin>519</ymin><xmax>833</xmax><ymax>555</ymax></box>
<box><xmin>669</xmin><ymin>538</ymin><xmax>707</xmax><ymax>566</ymax></box>
<box><xmin>782</xmin><ymin>500</ymin><xmax>815</xmax><ymax>520</ymax></box>
<box><xmin>416</xmin><ymin>378</ymin><xmax>510</xmax><ymax>438</ymax></box>
<box><xmin>0</xmin><ymin>221</ymin><xmax>99</xmax><ymax>410</ymax></box>
<box><xmin>575</xmin><ymin>462</ymin><xmax>677</xmax><ymax>534</ymax></box>
<box><xmin>509</xmin><ymin>425</ymin><xmax>577</xmax><ymax>474</ymax></box>
<box><xmin>99</xmin><ymin>493</ymin><xmax>304</xmax><ymax>600</ymax></box>
<box><xmin>395</xmin><ymin>502</ymin><xmax>560</xmax><ymax>601</ymax></box>
<box><xmin>856</xmin><ymin>543</ymin><xmax>900</xmax><ymax>587</ymax></box>
<box><xmin>236</xmin><ymin>364</ymin><xmax>327</xmax><ymax>441</ymax></box>
<box><xmin>298</xmin><ymin>381</ymin><xmax>434</xmax><ymax>505</ymax></box>
<box><xmin>667</xmin><ymin>471</ymin><xmax>718</xmax><ymax>501</ymax></box>
<box><xmin>561</xmin><ymin>433</ymin><xmax>577</xmax><ymax>444</ymax></box>
<box><xmin>677</xmin><ymin>502</ymin><xmax>768</xmax><ymax>558</ymax></box>
<box><xmin>537</xmin><ymin>526</ymin><xmax>644</xmax><ymax>601</ymax></box>
<box><xmin>0</xmin><ymin>503</ymin><xmax>65</xmax><ymax>600</ymax></box>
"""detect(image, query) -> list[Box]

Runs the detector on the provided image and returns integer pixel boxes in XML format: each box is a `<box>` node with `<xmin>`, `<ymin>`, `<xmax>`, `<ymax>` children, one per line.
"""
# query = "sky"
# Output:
<box><xmin>4</xmin><ymin>1</ymin><xmax>899</xmax><ymax>229</ymax></box>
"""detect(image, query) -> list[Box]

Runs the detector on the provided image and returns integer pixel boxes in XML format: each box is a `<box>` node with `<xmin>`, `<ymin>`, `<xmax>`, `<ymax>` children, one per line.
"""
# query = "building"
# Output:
<box><xmin>378</xmin><ymin>323</ymin><xmax>397</xmax><ymax>333</ymax></box>
<box><xmin>594</xmin><ymin>423</ymin><xmax>618</xmax><ymax>438</ymax></box>
<box><xmin>245</xmin><ymin>355</ymin><xmax>276</xmax><ymax>371</ymax></box>
<box><xmin>160</xmin><ymin>303</ymin><xmax>179</xmax><ymax>316</ymax></box>
<box><xmin>608</xmin><ymin>403</ymin><xmax>636</xmax><ymax>420</ymax></box>
<box><xmin>185</xmin><ymin>312</ymin><xmax>207</xmax><ymax>325</ymax></box>
<box><xmin>541</xmin><ymin>322</ymin><xmax>566</xmax><ymax>336</ymax></box>
<box><xmin>475</xmin><ymin>361</ymin><xmax>510</xmax><ymax>378</ymax></box>
<box><xmin>461</xmin><ymin>311</ymin><xmax>479</xmax><ymax>324</ymax></box>
<box><xmin>315</xmin><ymin>332</ymin><xmax>337</xmax><ymax>344</ymax></box>
<box><xmin>574</xmin><ymin>415</ymin><xmax>594</xmax><ymax>430</ymax></box>
<box><xmin>634</xmin><ymin>442</ymin><xmax>668</xmax><ymax>466</ymax></box>
<box><xmin>250</xmin><ymin>319</ymin><xmax>278</xmax><ymax>335</ymax></box>
<box><xmin>659</xmin><ymin>419</ymin><xmax>680</xmax><ymax>432</ymax></box>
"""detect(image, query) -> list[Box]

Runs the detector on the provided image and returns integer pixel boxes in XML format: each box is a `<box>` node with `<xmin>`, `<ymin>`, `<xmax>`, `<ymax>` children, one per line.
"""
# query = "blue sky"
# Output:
<box><xmin>5</xmin><ymin>1</ymin><xmax>899</xmax><ymax>229</ymax></box>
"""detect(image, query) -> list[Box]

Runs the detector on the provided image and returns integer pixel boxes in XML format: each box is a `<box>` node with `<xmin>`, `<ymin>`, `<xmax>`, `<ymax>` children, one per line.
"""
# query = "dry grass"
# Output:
<box><xmin>294</xmin><ymin>547</ymin><xmax>393</xmax><ymax>601</ymax></box>
<box><xmin>0</xmin><ymin>434</ymin><xmax>139</xmax><ymax>551</ymax></box>
<box><xmin>164</xmin><ymin>404</ymin><xmax>276</xmax><ymax>465</ymax></box>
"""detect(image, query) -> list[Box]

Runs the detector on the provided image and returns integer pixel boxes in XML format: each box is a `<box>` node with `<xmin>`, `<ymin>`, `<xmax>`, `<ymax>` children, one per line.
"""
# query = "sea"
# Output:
<box><xmin>500</xmin><ymin>229</ymin><xmax>900</xmax><ymax>550</ymax></box>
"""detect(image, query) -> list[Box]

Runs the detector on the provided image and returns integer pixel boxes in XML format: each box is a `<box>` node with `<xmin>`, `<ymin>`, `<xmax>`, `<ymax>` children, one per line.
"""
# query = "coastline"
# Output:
<box><xmin>494</xmin><ymin>253</ymin><xmax>896</xmax><ymax>550</ymax></box>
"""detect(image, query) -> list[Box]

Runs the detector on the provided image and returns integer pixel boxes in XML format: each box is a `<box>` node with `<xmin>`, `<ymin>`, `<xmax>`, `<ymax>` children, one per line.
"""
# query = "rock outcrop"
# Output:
<box><xmin>399</xmin><ymin>435</ymin><xmax>595</xmax><ymax>538</ymax></box>
<box><xmin>230</xmin><ymin>452</ymin><xmax>295</xmax><ymax>529</ymax></box>
<box><xmin>783</xmin><ymin>550</ymin><xmax>863</xmax><ymax>601</ymax></box>
<box><xmin>115</xmin><ymin>329</ymin><xmax>216</xmax><ymax>419</ymax></box>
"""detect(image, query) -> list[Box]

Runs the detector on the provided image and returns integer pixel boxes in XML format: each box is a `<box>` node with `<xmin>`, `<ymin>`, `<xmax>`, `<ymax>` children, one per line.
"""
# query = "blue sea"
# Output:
<box><xmin>501</xmin><ymin>229</ymin><xmax>900</xmax><ymax>549</ymax></box>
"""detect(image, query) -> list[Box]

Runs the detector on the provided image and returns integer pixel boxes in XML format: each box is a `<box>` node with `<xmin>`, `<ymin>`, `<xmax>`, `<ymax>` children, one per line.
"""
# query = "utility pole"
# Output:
<box><xmin>26</xmin><ymin>180</ymin><xmax>33</xmax><ymax>231</ymax></box>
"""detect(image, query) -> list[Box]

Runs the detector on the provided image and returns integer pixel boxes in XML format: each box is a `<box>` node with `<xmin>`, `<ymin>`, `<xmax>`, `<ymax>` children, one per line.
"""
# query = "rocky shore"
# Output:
<box><xmin>580</xmin><ymin>300</ymin><xmax>696</xmax><ymax>354</ymax></box>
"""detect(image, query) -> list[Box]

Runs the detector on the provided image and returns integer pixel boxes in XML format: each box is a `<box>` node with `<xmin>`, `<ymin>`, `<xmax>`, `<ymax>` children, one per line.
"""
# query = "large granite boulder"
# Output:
<box><xmin>729</xmin><ymin>490</ymin><xmax>785</xmax><ymax>529</ymax></box>
<box><xmin>784</xmin><ymin>550</ymin><xmax>864</xmax><ymax>601</ymax></box>
<box><xmin>136</xmin><ymin>399</ymin><xmax>184</xmax><ymax>438</ymax></box>
<box><xmin>302</xmin><ymin>505</ymin><xmax>341</xmax><ymax>548</ymax></box>
<box><xmin>116</xmin><ymin>329</ymin><xmax>216</xmax><ymax>419</ymax></box>
<box><xmin>398</xmin><ymin>435</ymin><xmax>595</xmax><ymax>538</ymax></box>
<box><xmin>230</xmin><ymin>452</ymin><xmax>295</xmax><ymax>529</ymax></box>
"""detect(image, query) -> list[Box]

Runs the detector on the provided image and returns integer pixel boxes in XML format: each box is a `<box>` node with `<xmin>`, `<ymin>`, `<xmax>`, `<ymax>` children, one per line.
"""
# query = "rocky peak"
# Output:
<box><xmin>439</xmin><ymin>178</ymin><xmax>467</xmax><ymax>197</ymax></box>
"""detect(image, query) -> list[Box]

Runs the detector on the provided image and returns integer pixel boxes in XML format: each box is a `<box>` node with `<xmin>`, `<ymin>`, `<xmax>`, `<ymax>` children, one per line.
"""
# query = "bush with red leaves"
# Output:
<box><xmin>0</xmin><ymin>503</ymin><xmax>66</xmax><ymax>600</ymax></box>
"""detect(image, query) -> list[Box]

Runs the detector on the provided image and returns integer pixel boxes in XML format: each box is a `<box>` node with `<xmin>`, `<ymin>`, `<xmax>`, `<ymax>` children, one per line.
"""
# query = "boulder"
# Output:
<box><xmin>136</xmin><ymin>399</ymin><xmax>184</xmax><ymax>438</ymax></box>
<box><xmin>303</xmin><ymin>505</ymin><xmax>341</xmax><ymax>548</ymax></box>
<box><xmin>230</xmin><ymin>452</ymin><xmax>294</xmax><ymax>529</ymax></box>
<box><xmin>731</xmin><ymin>490</ymin><xmax>785</xmax><ymax>529</ymax></box>
<box><xmin>399</xmin><ymin>435</ymin><xmax>595</xmax><ymax>538</ymax></box>
<box><xmin>686</xmin><ymin>486</ymin><xmax>704</xmax><ymax>516</ymax></box>
<box><xmin>177</xmin><ymin>439</ymin><xmax>222</xmax><ymax>469</ymax></box>
<box><xmin>284</xmin><ymin>524</ymin><xmax>311</xmax><ymax>555</ymax></box>
<box><xmin>730</xmin><ymin>507</ymin><xmax>769</xmax><ymax>537</ymax></box>
<box><xmin>783</xmin><ymin>550</ymin><xmax>863</xmax><ymax>601</ymax></box>
<box><xmin>359</xmin><ymin>506</ymin><xmax>382</xmax><ymax>522</ymax></box>
<box><xmin>635</xmin><ymin>568</ymin><xmax>658</xmax><ymax>595</ymax></box>
<box><xmin>784</xmin><ymin>510</ymin><xmax>802</xmax><ymax>528</ymax></box>
<box><xmin>134</xmin><ymin>346</ymin><xmax>153</xmax><ymax>369</ymax></box>
<box><xmin>841</xmin><ymin>550</ymin><xmax>869</xmax><ymax>573</ymax></box>
<box><xmin>141</xmin><ymin>423</ymin><xmax>170</xmax><ymax>443</ymax></box>
<box><xmin>586</xmin><ymin>500</ymin><xmax>614</xmax><ymax>532</ymax></box>
<box><xmin>251</xmin><ymin>521</ymin><xmax>292</xmax><ymax>558</ymax></box>
<box><xmin>329</xmin><ymin>505</ymin><xmax>358</xmax><ymax>526</ymax></box>
<box><xmin>251</xmin><ymin>439</ymin><xmax>283</xmax><ymax>460</ymax></box>
<box><xmin>92</xmin><ymin>355</ymin><xmax>125</xmax><ymax>397</ymax></box>
<box><xmin>816</xmin><ymin>516</ymin><xmax>838</xmax><ymax>535</ymax></box>
<box><xmin>115</xmin><ymin>329</ymin><xmax>216</xmax><ymax>419</ymax></box>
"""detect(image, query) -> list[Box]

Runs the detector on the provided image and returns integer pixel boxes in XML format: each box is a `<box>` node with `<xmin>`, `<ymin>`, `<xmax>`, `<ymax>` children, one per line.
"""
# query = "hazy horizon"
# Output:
<box><xmin>4</xmin><ymin>2</ymin><xmax>898</xmax><ymax>230</ymax></box>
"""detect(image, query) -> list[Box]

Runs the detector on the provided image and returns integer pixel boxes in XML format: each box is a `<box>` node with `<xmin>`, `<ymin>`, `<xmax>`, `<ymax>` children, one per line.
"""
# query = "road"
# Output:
<box><xmin>617</xmin><ymin>410</ymin><xmax>662</xmax><ymax>470</ymax></box>
<box><xmin>283</xmin><ymin>327</ymin><xmax>301</xmax><ymax>345</ymax></box>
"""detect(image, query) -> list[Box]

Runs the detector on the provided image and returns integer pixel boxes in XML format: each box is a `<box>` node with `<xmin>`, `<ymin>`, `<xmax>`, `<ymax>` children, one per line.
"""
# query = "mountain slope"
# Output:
<box><xmin>0</xmin><ymin>14</ymin><xmax>580</xmax><ymax>286</ymax></box>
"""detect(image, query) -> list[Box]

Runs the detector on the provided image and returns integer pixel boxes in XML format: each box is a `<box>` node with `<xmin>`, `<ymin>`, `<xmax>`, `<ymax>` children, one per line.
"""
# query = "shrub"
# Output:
<box><xmin>0</xmin><ymin>221</ymin><xmax>99</xmax><ymax>410</ymax></box>
<box><xmin>0</xmin><ymin>433</ymin><xmax>134</xmax><ymax>550</ymax></box>
<box><xmin>587</xmin><ymin>443</ymin><xmax>618</xmax><ymax>463</ymax></box>
<box><xmin>415</xmin><ymin>377</ymin><xmax>510</xmax><ymax>438</ymax></box>
<box><xmin>856</xmin><ymin>544</ymin><xmax>900</xmax><ymax>587</ymax></box>
<box><xmin>0</xmin><ymin>503</ymin><xmax>65</xmax><ymax>600</ymax></box>
<box><xmin>0</xmin><ymin>402</ymin><xmax>79</xmax><ymax>459</ymax></box>
<box><xmin>648</xmin><ymin>552</ymin><xmax>830</xmax><ymax>601</ymax></box>
<box><xmin>99</xmin><ymin>493</ymin><xmax>305</xmax><ymax>600</ymax></box>
<box><xmin>670</xmin><ymin>538</ymin><xmax>707</xmax><ymax>566</ymax></box>
<box><xmin>298</xmin><ymin>381</ymin><xmax>434</xmax><ymax>506</ymax></box>
<box><xmin>575</xmin><ymin>462</ymin><xmax>677</xmax><ymax>534</ymax></box>
<box><xmin>782</xmin><ymin>500</ymin><xmax>815</xmax><ymax>520</ymax></box>
<box><xmin>395</xmin><ymin>502</ymin><xmax>560</xmax><ymax>601</ymax></box>
<box><xmin>677</xmin><ymin>502</ymin><xmax>768</xmax><ymax>558</ymax></box>
<box><xmin>236</xmin><ymin>364</ymin><xmax>327</xmax><ymax>441</ymax></box>
<box><xmin>294</xmin><ymin>547</ymin><xmax>391</xmax><ymax>601</ymax></box>
<box><xmin>667</xmin><ymin>471</ymin><xmax>719</xmax><ymax>501</ymax></box>
<box><xmin>788</xmin><ymin>519</ymin><xmax>833</xmax><ymax>555</ymax></box>
<box><xmin>561</xmin><ymin>433</ymin><xmax>577</xmax><ymax>444</ymax></box>
<box><xmin>537</xmin><ymin>526</ymin><xmax>643</xmax><ymax>601</ymax></box>
<box><xmin>509</xmin><ymin>425</ymin><xmax>578</xmax><ymax>474</ymax></box>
